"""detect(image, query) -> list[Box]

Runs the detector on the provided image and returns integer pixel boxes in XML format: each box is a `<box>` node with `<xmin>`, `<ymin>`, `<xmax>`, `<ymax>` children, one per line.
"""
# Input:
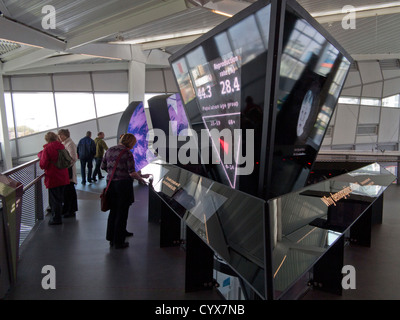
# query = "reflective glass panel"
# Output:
<box><xmin>143</xmin><ymin>161</ymin><xmax>267</xmax><ymax>298</ymax></box>
<box><xmin>268</xmin><ymin>163</ymin><xmax>395</xmax><ymax>298</ymax></box>
<box><xmin>170</xmin><ymin>4</ymin><xmax>271</xmax><ymax>196</ymax></box>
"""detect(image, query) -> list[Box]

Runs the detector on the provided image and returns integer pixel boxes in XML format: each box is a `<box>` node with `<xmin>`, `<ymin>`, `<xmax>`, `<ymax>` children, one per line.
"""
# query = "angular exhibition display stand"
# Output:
<box><xmin>169</xmin><ymin>0</ymin><xmax>353</xmax><ymax>200</ymax></box>
<box><xmin>141</xmin><ymin>0</ymin><xmax>395</xmax><ymax>300</ymax></box>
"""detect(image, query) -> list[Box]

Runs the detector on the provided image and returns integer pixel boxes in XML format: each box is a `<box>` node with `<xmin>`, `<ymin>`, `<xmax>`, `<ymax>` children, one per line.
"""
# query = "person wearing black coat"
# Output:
<box><xmin>77</xmin><ymin>131</ymin><xmax>96</xmax><ymax>184</ymax></box>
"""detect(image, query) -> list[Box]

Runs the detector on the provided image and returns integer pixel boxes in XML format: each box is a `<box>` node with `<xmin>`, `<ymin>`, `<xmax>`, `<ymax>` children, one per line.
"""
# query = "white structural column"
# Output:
<box><xmin>128</xmin><ymin>59</ymin><xmax>146</xmax><ymax>103</ymax></box>
<box><xmin>0</xmin><ymin>68</ymin><xmax>12</xmax><ymax>170</ymax></box>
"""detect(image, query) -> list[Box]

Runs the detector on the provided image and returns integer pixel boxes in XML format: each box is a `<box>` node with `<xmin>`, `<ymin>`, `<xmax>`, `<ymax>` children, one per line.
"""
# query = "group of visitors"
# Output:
<box><xmin>37</xmin><ymin>130</ymin><xmax>148</xmax><ymax>249</ymax></box>
<box><xmin>77</xmin><ymin>131</ymin><xmax>108</xmax><ymax>184</ymax></box>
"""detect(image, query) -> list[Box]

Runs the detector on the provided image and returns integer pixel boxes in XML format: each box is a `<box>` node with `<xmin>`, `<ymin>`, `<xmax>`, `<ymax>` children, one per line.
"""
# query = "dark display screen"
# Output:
<box><xmin>170</xmin><ymin>0</ymin><xmax>351</xmax><ymax>200</ymax></box>
<box><xmin>171</xmin><ymin>3</ymin><xmax>271</xmax><ymax>194</ymax></box>
<box><xmin>268</xmin><ymin>4</ymin><xmax>351</xmax><ymax>198</ymax></box>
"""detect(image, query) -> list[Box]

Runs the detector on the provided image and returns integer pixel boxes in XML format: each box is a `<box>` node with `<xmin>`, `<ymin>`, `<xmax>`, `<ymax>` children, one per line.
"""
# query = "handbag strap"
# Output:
<box><xmin>105</xmin><ymin>148</ymin><xmax>128</xmax><ymax>192</ymax></box>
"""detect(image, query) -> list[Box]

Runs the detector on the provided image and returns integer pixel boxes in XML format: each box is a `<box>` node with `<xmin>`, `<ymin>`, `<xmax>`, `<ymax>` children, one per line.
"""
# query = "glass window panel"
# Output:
<box><xmin>12</xmin><ymin>92</ymin><xmax>57</xmax><ymax>137</ymax></box>
<box><xmin>94</xmin><ymin>92</ymin><xmax>128</xmax><ymax>117</ymax></box>
<box><xmin>4</xmin><ymin>92</ymin><xmax>15</xmax><ymax>139</ymax></box>
<box><xmin>55</xmin><ymin>92</ymin><xmax>96</xmax><ymax>126</ymax></box>
<box><xmin>144</xmin><ymin>93</ymin><xmax>162</xmax><ymax>109</ymax></box>
<box><xmin>338</xmin><ymin>96</ymin><xmax>360</xmax><ymax>104</ymax></box>
<box><xmin>382</xmin><ymin>94</ymin><xmax>400</xmax><ymax>108</ymax></box>
<box><xmin>360</xmin><ymin>97</ymin><xmax>380</xmax><ymax>106</ymax></box>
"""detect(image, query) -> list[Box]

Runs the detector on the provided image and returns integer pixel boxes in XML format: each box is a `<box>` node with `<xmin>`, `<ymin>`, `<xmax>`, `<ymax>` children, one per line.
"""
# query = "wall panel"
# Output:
<box><xmin>378</xmin><ymin>108</ymin><xmax>400</xmax><ymax>143</ymax></box>
<box><xmin>92</xmin><ymin>71</ymin><xmax>128</xmax><ymax>92</ymax></box>
<box><xmin>53</xmin><ymin>73</ymin><xmax>92</xmax><ymax>91</ymax></box>
<box><xmin>11</xmin><ymin>75</ymin><xmax>52</xmax><ymax>91</ymax></box>
<box><xmin>332</xmin><ymin>105</ymin><xmax>359</xmax><ymax>145</ymax></box>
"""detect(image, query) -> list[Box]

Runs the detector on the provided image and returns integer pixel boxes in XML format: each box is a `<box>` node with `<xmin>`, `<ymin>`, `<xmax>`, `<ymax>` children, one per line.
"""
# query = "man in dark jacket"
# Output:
<box><xmin>77</xmin><ymin>131</ymin><xmax>96</xmax><ymax>184</ymax></box>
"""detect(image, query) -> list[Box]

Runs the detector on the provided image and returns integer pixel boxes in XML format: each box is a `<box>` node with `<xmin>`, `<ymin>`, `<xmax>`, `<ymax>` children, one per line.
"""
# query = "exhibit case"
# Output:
<box><xmin>142</xmin><ymin>161</ymin><xmax>395</xmax><ymax>299</ymax></box>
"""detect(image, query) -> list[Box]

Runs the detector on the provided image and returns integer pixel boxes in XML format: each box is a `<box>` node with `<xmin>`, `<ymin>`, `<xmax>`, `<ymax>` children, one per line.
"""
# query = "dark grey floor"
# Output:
<box><xmin>5</xmin><ymin>178</ymin><xmax>221</xmax><ymax>300</ymax></box>
<box><xmin>4</xmin><ymin>177</ymin><xmax>400</xmax><ymax>300</ymax></box>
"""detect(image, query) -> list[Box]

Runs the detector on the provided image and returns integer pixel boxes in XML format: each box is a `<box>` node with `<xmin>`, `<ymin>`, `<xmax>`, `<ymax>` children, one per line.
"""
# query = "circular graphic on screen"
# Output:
<box><xmin>297</xmin><ymin>90</ymin><xmax>314</xmax><ymax>137</ymax></box>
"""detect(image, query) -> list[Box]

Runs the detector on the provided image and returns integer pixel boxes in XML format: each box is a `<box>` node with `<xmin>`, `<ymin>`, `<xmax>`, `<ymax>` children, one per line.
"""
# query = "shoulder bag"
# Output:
<box><xmin>100</xmin><ymin>148</ymin><xmax>127</xmax><ymax>212</ymax></box>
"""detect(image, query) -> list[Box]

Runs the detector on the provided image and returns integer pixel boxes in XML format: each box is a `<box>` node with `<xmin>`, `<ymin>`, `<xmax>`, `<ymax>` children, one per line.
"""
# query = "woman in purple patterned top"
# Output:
<box><xmin>101</xmin><ymin>133</ymin><xmax>149</xmax><ymax>249</ymax></box>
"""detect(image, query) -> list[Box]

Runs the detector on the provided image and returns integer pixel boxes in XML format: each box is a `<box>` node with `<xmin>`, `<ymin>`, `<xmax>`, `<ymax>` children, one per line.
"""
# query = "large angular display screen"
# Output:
<box><xmin>268</xmin><ymin>4</ymin><xmax>351</xmax><ymax>198</ymax></box>
<box><xmin>171</xmin><ymin>3</ymin><xmax>271</xmax><ymax>195</ymax></box>
<box><xmin>170</xmin><ymin>0</ymin><xmax>352</xmax><ymax>201</ymax></box>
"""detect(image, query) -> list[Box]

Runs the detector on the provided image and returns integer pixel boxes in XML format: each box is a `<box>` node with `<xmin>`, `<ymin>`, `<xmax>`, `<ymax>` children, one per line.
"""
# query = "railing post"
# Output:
<box><xmin>34</xmin><ymin>162</ymin><xmax>44</xmax><ymax>220</ymax></box>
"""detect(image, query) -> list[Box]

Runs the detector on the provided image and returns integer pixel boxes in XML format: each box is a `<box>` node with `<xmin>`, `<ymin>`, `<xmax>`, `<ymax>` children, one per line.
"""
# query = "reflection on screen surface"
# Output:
<box><xmin>269</xmin><ymin>6</ymin><xmax>350</xmax><ymax>198</ymax></box>
<box><xmin>171</xmin><ymin>4</ymin><xmax>271</xmax><ymax>195</ymax></box>
<box><xmin>171</xmin><ymin>1</ymin><xmax>351</xmax><ymax>200</ymax></box>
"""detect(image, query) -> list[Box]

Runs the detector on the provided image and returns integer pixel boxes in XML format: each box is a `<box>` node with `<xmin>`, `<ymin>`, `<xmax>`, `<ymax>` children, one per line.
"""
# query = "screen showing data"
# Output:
<box><xmin>171</xmin><ymin>3</ymin><xmax>271</xmax><ymax>195</ymax></box>
<box><xmin>170</xmin><ymin>0</ymin><xmax>351</xmax><ymax>199</ymax></box>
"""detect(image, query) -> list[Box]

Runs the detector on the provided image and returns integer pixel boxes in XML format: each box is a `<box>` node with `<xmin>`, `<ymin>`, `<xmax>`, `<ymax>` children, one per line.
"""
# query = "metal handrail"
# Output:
<box><xmin>2</xmin><ymin>157</ymin><xmax>47</xmax><ymax>246</ymax></box>
<box><xmin>23</xmin><ymin>174</ymin><xmax>45</xmax><ymax>193</ymax></box>
<box><xmin>3</xmin><ymin>157</ymin><xmax>40</xmax><ymax>176</ymax></box>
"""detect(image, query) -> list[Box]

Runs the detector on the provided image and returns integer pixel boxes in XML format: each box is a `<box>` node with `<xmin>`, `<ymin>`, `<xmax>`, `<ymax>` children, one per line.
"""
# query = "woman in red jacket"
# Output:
<box><xmin>38</xmin><ymin>132</ymin><xmax>70</xmax><ymax>225</ymax></box>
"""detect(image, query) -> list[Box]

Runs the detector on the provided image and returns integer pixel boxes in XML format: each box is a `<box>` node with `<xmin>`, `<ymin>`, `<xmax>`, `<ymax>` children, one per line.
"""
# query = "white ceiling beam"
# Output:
<box><xmin>2</xmin><ymin>48</ymin><xmax>56</xmax><ymax>72</ymax></box>
<box><xmin>0</xmin><ymin>16</ymin><xmax>65</xmax><ymax>51</ymax></box>
<box><xmin>145</xmin><ymin>49</ymin><xmax>171</xmax><ymax>68</ymax></box>
<box><xmin>3</xmin><ymin>61</ymin><xmax>130</xmax><ymax>75</ymax></box>
<box><xmin>139</xmin><ymin>34</ymin><xmax>202</xmax><ymax>51</ymax></box>
<box><xmin>65</xmin><ymin>0</ymin><xmax>188</xmax><ymax>50</ymax></box>
<box><xmin>15</xmin><ymin>53</ymin><xmax>97</xmax><ymax>70</ymax></box>
<box><xmin>68</xmin><ymin>43</ymin><xmax>133</xmax><ymax>61</ymax></box>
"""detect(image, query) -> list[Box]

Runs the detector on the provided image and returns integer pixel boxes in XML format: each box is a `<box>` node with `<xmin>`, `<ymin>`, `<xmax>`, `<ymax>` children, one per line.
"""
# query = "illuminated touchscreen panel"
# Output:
<box><xmin>171</xmin><ymin>3</ymin><xmax>271</xmax><ymax>194</ymax></box>
<box><xmin>170</xmin><ymin>0</ymin><xmax>352</xmax><ymax>200</ymax></box>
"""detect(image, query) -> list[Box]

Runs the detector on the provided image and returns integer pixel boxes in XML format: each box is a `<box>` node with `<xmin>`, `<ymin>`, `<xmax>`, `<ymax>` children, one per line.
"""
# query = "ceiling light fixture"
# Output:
<box><xmin>0</xmin><ymin>37</ymin><xmax>43</xmax><ymax>49</ymax></box>
<box><xmin>211</xmin><ymin>9</ymin><xmax>233</xmax><ymax>17</ymax></box>
<box><xmin>79</xmin><ymin>53</ymin><xmax>123</xmax><ymax>61</ymax></box>
<box><xmin>311</xmin><ymin>1</ymin><xmax>400</xmax><ymax>17</ymax></box>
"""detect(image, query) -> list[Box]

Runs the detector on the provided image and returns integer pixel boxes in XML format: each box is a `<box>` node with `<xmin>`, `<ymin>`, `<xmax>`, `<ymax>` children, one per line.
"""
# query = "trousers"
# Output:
<box><xmin>49</xmin><ymin>185</ymin><xmax>66</xmax><ymax>223</ymax></box>
<box><xmin>80</xmin><ymin>158</ymin><xmax>93</xmax><ymax>183</ymax></box>
<box><xmin>106</xmin><ymin>179</ymin><xmax>134</xmax><ymax>245</ymax></box>
<box><xmin>92</xmin><ymin>157</ymin><xmax>103</xmax><ymax>180</ymax></box>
